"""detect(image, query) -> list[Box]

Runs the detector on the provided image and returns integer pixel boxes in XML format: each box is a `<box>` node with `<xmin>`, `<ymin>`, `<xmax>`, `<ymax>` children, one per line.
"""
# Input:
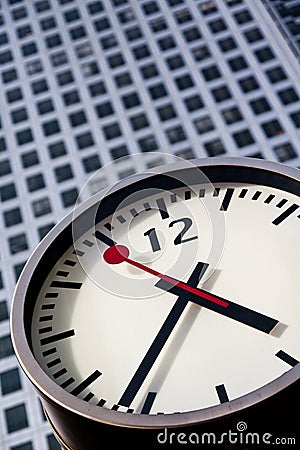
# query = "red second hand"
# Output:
<box><xmin>103</xmin><ymin>245</ymin><xmax>228</xmax><ymax>308</ymax></box>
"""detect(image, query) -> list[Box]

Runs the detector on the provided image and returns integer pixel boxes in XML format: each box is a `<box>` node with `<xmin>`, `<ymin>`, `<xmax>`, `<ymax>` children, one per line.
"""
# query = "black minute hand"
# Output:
<box><xmin>118</xmin><ymin>262</ymin><xmax>208</xmax><ymax>409</ymax></box>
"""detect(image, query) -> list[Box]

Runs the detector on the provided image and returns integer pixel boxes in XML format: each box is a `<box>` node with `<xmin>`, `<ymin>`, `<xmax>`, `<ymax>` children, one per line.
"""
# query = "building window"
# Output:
<box><xmin>0</xmin><ymin>300</ymin><xmax>9</xmax><ymax>323</ymax></box>
<box><xmin>48</xmin><ymin>141</ymin><xmax>67</xmax><ymax>159</ymax></box>
<box><xmin>50</xmin><ymin>51</ymin><xmax>68</xmax><ymax>67</ymax></box>
<box><xmin>132</xmin><ymin>44</ymin><xmax>151</xmax><ymax>60</ymax></box>
<box><xmin>277</xmin><ymin>87</ymin><xmax>299</xmax><ymax>105</ymax></box>
<box><xmin>183</xmin><ymin>27</ymin><xmax>201</xmax><ymax>43</ymax></box>
<box><xmin>157</xmin><ymin>104</ymin><xmax>177</xmax><ymax>122</ymax></box>
<box><xmin>208</xmin><ymin>18</ymin><xmax>227</xmax><ymax>33</ymax></box>
<box><xmin>11</xmin><ymin>7</ymin><xmax>28</xmax><ymax>21</ymax></box>
<box><xmin>103</xmin><ymin>123</ymin><xmax>122</xmax><ymax>140</ymax></box>
<box><xmin>87</xmin><ymin>2</ymin><xmax>104</xmax><ymax>15</ymax></box>
<box><xmin>122</xmin><ymin>92</ymin><xmax>141</xmax><ymax>109</ymax></box>
<box><xmin>69</xmin><ymin>26</ymin><xmax>87</xmax><ymax>41</ymax></box>
<box><xmin>0</xmin><ymin>50</ymin><xmax>13</xmax><ymax>65</ymax></box>
<box><xmin>238</xmin><ymin>76</ymin><xmax>259</xmax><ymax>93</ymax></box>
<box><xmin>273</xmin><ymin>142</ymin><xmax>297</xmax><ymax>162</ymax></box>
<box><xmin>255</xmin><ymin>46</ymin><xmax>275</xmax><ymax>63</ymax></box>
<box><xmin>110</xmin><ymin>144</ymin><xmax>129</xmax><ymax>160</ymax></box>
<box><xmin>26</xmin><ymin>174</ymin><xmax>45</xmax><ymax>192</ymax></box>
<box><xmin>56</xmin><ymin>70</ymin><xmax>74</xmax><ymax>86</ymax></box>
<box><xmin>138</xmin><ymin>135</ymin><xmax>158</xmax><ymax>152</ymax></box>
<box><xmin>118</xmin><ymin>8</ymin><xmax>135</xmax><ymax>24</ymax></box>
<box><xmin>32</xmin><ymin>79</ymin><xmax>49</xmax><ymax>95</ymax></box>
<box><xmin>244</xmin><ymin>27</ymin><xmax>264</xmax><ymax>43</ymax></box>
<box><xmin>194</xmin><ymin>116</ymin><xmax>215</xmax><ymax>134</ymax></box>
<box><xmin>6</xmin><ymin>110</ymin><xmax>21</xmax><ymax>132</ymax></box>
<box><xmin>0</xmin><ymin>367</ymin><xmax>22</xmax><ymax>395</ymax></box>
<box><xmin>198</xmin><ymin>1</ymin><xmax>218</xmax><ymax>15</ymax></box>
<box><xmin>290</xmin><ymin>111</ymin><xmax>300</xmax><ymax>128</ymax></box>
<box><xmin>175</xmin><ymin>74</ymin><xmax>194</xmax><ymax>90</ymax></box>
<box><xmin>174</xmin><ymin>8</ymin><xmax>192</xmax><ymax>24</ymax></box>
<box><xmin>184</xmin><ymin>94</ymin><xmax>204</xmax><ymax>112</ymax></box>
<box><xmin>26</xmin><ymin>60</ymin><xmax>43</xmax><ymax>75</ymax></box>
<box><xmin>9</xmin><ymin>233</ymin><xmax>28</xmax><ymax>254</ymax></box>
<box><xmin>107</xmin><ymin>53</ymin><xmax>125</xmax><ymax>69</ymax></box>
<box><xmin>166</xmin><ymin>54</ymin><xmax>185</xmax><ymax>71</ymax></box>
<box><xmin>35</xmin><ymin>1</ymin><xmax>51</xmax><ymax>13</ymax></box>
<box><xmin>130</xmin><ymin>113</ymin><xmax>149</xmax><ymax>130</ymax></box>
<box><xmin>142</xmin><ymin>1</ymin><xmax>160</xmax><ymax>15</ymax></box>
<box><xmin>5</xmin><ymin>403</ymin><xmax>28</xmax><ymax>433</ymax></box>
<box><xmin>218</xmin><ymin>37</ymin><xmax>237</xmax><ymax>53</ymax></box>
<box><xmin>148</xmin><ymin>83</ymin><xmax>168</xmax><ymax>100</ymax></box>
<box><xmin>54</xmin><ymin>164</ymin><xmax>74</xmax><ymax>182</ymax></box>
<box><xmin>42</xmin><ymin>119</ymin><xmax>61</xmax><ymax>136</ymax></box>
<box><xmin>266</xmin><ymin>67</ymin><xmax>287</xmax><ymax>84</ymax></box>
<box><xmin>6</xmin><ymin>87</ymin><xmax>23</xmax><ymax>103</ymax></box>
<box><xmin>45</xmin><ymin>34</ymin><xmax>62</xmax><ymax>49</ymax></box>
<box><xmin>114</xmin><ymin>72</ymin><xmax>132</xmax><ymax>88</ymax></box>
<box><xmin>158</xmin><ymin>36</ymin><xmax>176</xmax><ymax>51</ymax></box>
<box><xmin>76</xmin><ymin>42</ymin><xmax>93</xmax><ymax>58</ymax></box>
<box><xmin>100</xmin><ymin>34</ymin><xmax>118</xmax><ymax>50</ymax></box>
<box><xmin>233</xmin><ymin>129</ymin><xmax>255</xmax><ymax>148</ymax></box>
<box><xmin>150</xmin><ymin>17</ymin><xmax>168</xmax><ymax>33</ymax></box>
<box><xmin>64</xmin><ymin>8</ymin><xmax>81</xmax><ymax>23</ymax></box>
<box><xmin>61</xmin><ymin>188</ymin><xmax>79</xmax><ymax>207</ymax></box>
<box><xmin>202</xmin><ymin>65</ymin><xmax>221</xmax><ymax>81</ymax></box>
<box><xmin>261</xmin><ymin>119</ymin><xmax>284</xmax><ymax>138</ymax></box>
<box><xmin>234</xmin><ymin>9</ymin><xmax>253</xmax><ymax>25</ymax></box>
<box><xmin>21</xmin><ymin>42</ymin><xmax>38</xmax><ymax>57</ymax></box>
<box><xmin>166</xmin><ymin>125</ymin><xmax>187</xmax><ymax>144</ymax></box>
<box><xmin>94</xmin><ymin>17</ymin><xmax>111</xmax><ymax>32</ymax></box>
<box><xmin>37</xmin><ymin>98</ymin><xmax>55</xmax><ymax>114</ymax></box>
<box><xmin>0</xmin><ymin>183</ymin><xmax>17</xmax><ymax>201</ymax></box>
<box><xmin>88</xmin><ymin>81</ymin><xmax>107</xmax><ymax>96</ymax></box>
<box><xmin>38</xmin><ymin>223</ymin><xmax>54</xmax><ymax>240</ymax></box>
<box><xmin>47</xmin><ymin>434</ymin><xmax>60</xmax><ymax>450</ymax></box>
<box><xmin>222</xmin><ymin>106</ymin><xmax>243</xmax><ymax>124</ymax></box>
<box><xmin>228</xmin><ymin>56</ymin><xmax>248</xmax><ymax>72</ymax></box>
<box><xmin>81</xmin><ymin>61</ymin><xmax>100</xmax><ymax>77</ymax></box>
<box><xmin>82</xmin><ymin>154</ymin><xmax>101</xmax><ymax>173</ymax></box>
<box><xmin>16</xmin><ymin>128</ymin><xmax>34</xmax><ymax>145</ymax></box>
<box><xmin>95</xmin><ymin>101</ymin><xmax>114</xmax><ymax>118</ymax></box>
<box><xmin>204</xmin><ymin>138</ymin><xmax>225</xmax><ymax>156</ymax></box>
<box><xmin>140</xmin><ymin>63</ymin><xmax>158</xmax><ymax>79</ymax></box>
<box><xmin>0</xmin><ymin>136</ymin><xmax>6</xmax><ymax>152</ymax></box>
<box><xmin>3</xmin><ymin>207</ymin><xmax>22</xmax><ymax>227</ymax></box>
<box><xmin>249</xmin><ymin>97</ymin><xmax>271</xmax><ymax>115</ymax></box>
<box><xmin>211</xmin><ymin>85</ymin><xmax>232</xmax><ymax>102</ymax></box>
<box><xmin>32</xmin><ymin>197</ymin><xmax>52</xmax><ymax>217</ymax></box>
<box><xmin>76</xmin><ymin>132</ymin><xmax>94</xmax><ymax>149</ymax></box>
<box><xmin>125</xmin><ymin>26</ymin><xmax>143</xmax><ymax>41</ymax></box>
<box><xmin>21</xmin><ymin>150</ymin><xmax>39</xmax><ymax>167</ymax></box>
<box><xmin>192</xmin><ymin>45</ymin><xmax>211</xmax><ymax>61</ymax></box>
<box><xmin>69</xmin><ymin>111</ymin><xmax>87</xmax><ymax>127</ymax></box>
<box><xmin>11</xmin><ymin>442</ymin><xmax>33</xmax><ymax>450</ymax></box>
<box><xmin>2</xmin><ymin>68</ymin><xmax>18</xmax><ymax>84</ymax></box>
<box><xmin>0</xmin><ymin>334</ymin><xmax>14</xmax><ymax>359</ymax></box>
<box><xmin>40</xmin><ymin>16</ymin><xmax>57</xmax><ymax>31</ymax></box>
<box><xmin>63</xmin><ymin>90</ymin><xmax>80</xmax><ymax>106</ymax></box>
<box><xmin>0</xmin><ymin>159</ymin><xmax>12</xmax><ymax>176</ymax></box>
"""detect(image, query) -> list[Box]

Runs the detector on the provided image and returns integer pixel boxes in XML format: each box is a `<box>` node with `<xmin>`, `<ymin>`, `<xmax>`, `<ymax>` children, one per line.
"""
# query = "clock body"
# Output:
<box><xmin>11</xmin><ymin>157</ymin><xmax>300</xmax><ymax>448</ymax></box>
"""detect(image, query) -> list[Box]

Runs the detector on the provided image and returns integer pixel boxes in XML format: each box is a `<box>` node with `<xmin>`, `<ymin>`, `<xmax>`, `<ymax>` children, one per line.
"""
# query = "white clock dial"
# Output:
<box><xmin>31</xmin><ymin>180</ymin><xmax>300</xmax><ymax>416</ymax></box>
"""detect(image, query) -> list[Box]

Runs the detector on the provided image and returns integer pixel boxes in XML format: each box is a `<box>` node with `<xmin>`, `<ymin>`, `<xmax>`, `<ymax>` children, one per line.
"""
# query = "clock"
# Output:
<box><xmin>11</xmin><ymin>157</ymin><xmax>300</xmax><ymax>449</ymax></box>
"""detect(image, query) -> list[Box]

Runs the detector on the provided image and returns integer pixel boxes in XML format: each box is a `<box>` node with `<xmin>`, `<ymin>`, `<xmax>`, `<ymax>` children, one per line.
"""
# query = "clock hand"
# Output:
<box><xmin>103</xmin><ymin>245</ymin><xmax>228</xmax><ymax>308</ymax></box>
<box><xmin>117</xmin><ymin>261</ymin><xmax>208</xmax><ymax>409</ymax></box>
<box><xmin>103</xmin><ymin>245</ymin><xmax>279</xmax><ymax>334</ymax></box>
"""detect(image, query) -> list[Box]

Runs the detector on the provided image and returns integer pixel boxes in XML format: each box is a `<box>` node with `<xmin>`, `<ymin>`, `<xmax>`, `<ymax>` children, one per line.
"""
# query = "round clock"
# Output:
<box><xmin>11</xmin><ymin>157</ymin><xmax>300</xmax><ymax>448</ymax></box>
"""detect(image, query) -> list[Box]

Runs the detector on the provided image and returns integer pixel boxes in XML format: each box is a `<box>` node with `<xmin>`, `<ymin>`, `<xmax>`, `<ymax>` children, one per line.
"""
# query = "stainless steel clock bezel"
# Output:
<box><xmin>11</xmin><ymin>156</ymin><xmax>300</xmax><ymax>429</ymax></box>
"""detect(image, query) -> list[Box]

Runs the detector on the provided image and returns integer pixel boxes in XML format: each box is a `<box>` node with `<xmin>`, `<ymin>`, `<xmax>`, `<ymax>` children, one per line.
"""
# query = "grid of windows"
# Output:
<box><xmin>1</xmin><ymin>1</ymin><xmax>300</xmax><ymax>449</ymax></box>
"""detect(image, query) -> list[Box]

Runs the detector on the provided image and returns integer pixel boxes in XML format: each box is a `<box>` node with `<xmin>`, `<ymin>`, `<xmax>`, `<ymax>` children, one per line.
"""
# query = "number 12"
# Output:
<box><xmin>144</xmin><ymin>217</ymin><xmax>198</xmax><ymax>252</ymax></box>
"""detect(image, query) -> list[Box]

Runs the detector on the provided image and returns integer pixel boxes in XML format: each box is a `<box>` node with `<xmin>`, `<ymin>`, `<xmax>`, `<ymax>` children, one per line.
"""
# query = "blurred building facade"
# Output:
<box><xmin>1</xmin><ymin>1</ymin><xmax>300</xmax><ymax>449</ymax></box>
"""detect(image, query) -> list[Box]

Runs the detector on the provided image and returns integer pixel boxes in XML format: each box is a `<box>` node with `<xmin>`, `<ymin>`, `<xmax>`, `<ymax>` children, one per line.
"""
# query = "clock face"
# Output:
<box><xmin>13</xmin><ymin>159</ymin><xmax>300</xmax><ymax>427</ymax></box>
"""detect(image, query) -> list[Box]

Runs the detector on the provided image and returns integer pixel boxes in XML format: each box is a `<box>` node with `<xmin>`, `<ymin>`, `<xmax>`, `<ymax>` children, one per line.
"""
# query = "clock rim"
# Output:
<box><xmin>11</xmin><ymin>156</ymin><xmax>300</xmax><ymax>428</ymax></box>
